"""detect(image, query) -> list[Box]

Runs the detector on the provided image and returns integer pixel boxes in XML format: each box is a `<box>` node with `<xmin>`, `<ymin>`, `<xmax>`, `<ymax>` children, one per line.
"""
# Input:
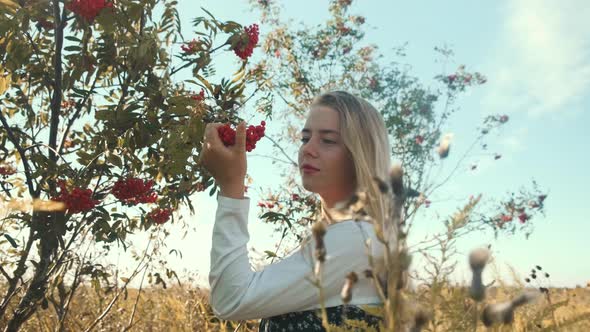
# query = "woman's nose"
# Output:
<box><xmin>302</xmin><ymin>137</ymin><xmax>318</xmax><ymax>157</ymax></box>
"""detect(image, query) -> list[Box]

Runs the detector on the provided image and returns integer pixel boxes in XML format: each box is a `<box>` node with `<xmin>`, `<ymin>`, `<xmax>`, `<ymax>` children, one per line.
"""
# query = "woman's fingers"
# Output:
<box><xmin>197</xmin><ymin>123</ymin><xmax>219</xmax><ymax>167</ymax></box>
<box><xmin>203</xmin><ymin>123</ymin><xmax>223</xmax><ymax>149</ymax></box>
<box><xmin>233</xmin><ymin>121</ymin><xmax>246</xmax><ymax>153</ymax></box>
<box><xmin>197</xmin><ymin>122</ymin><xmax>247</xmax><ymax>185</ymax></box>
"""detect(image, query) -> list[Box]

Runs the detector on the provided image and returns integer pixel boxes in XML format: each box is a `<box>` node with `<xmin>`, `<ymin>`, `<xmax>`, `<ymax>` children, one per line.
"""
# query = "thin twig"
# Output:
<box><xmin>83</xmin><ymin>238</ymin><xmax>152</xmax><ymax>332</ymax></box>
<box><xmin>122</xmin><ymin>263</ymin><xmax>149</xmax><ymax>332</ymax></box>
<box><xmin>263</xmin><ymin>135</ymin><xmax>297</xmax><ymax>167</ymax></box>
<box><xmin>0</xmin><ymin>110</ymin><xmax>37</xmax><ymax>196</ymax></box>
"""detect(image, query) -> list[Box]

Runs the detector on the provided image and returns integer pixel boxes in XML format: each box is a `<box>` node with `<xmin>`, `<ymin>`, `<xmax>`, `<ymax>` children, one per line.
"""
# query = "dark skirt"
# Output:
<box><xmin>258</xmin><ymin>304</ymin><xmax>383</xmax><ymax>331</ymax></box>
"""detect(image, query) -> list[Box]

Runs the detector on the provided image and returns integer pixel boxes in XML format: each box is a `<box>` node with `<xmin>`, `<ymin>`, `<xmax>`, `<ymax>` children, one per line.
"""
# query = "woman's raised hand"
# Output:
<box><xmin>198</xmin><ymin>121</ymin><xmax>247</xmax><ymax>196</ymax></box>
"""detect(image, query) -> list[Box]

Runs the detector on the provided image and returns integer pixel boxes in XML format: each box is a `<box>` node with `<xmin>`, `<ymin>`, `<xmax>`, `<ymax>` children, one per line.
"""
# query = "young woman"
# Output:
<box><xmin>199</xmin><ymin>91</ymin><xmax>396</xmax><ymax>331</ymax></box>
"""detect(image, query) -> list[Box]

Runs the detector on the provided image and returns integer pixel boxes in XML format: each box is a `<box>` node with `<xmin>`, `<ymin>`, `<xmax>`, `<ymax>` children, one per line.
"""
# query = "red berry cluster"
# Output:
<box><xmin>111</xmin><ymin>178</ymin><xmax>158</xmax><ymax>205</ymax></box>
<box><xmin>257</xmin><ymin>201</ymin><xmax>275</xmax><ymax>209</ymax></box>
<box><xmin>181</xmin><ymin>39</ymin><xmax>200</xmax><ymax>55</ymax></box>
<box><xmin>496</xmin><ymin>194</ymin><xmax>547</xmax><ymax>227</ymax></box>
<box><xmin>0</xmin><ymin>165</ymin><xmax>16</xmax><ymax>177</ymax></box>
<box><xmin>233</xmin><ymin>24</ymin><xmax>259</xmax><ymax>60</ymax></box>
<box><xmin>217</xmin><ymin>121</ymin><xmax>266</xmax><ymax>152</ymax></box>
<box><xmin>53</xmin><ymin>181</ymin><xmax>98</xmax><ymax>214</ymax></box>
<box><xmin>415</xmin><ymin>135</ymin><xmax>424</xmax><ymax>145</ymax></box>
<box><xmin>60</xmin><ymin>99</ymin><xmax>76</xmax><ymax>109</ymax></box>
<box><xmin>66</xmin><ymin>0</ymin><xmax>113</xmax><ymax>22</ymax></box>
<box><xmin>443</xmin><ymin>71</ymin><xmax>487</xmax><ymax>90</ymax></box>
<box><xmin>36</xmin><ymin>18</ymin><xmax>55</xmax><ymax>30</ymax></box>
<box><xmin>191</xmin><ymin>89</ymin><xmax>205</xmax><ymax>102</ymax></box>
<box><xmin>147</xmin><ymin>208</ymin><xmax>172</xmax><ymax>225</ymax></box>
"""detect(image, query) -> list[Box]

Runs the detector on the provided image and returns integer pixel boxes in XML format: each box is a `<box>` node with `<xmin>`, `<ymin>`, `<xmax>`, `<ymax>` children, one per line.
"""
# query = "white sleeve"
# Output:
<box><xmin>208</xmin><ymin>194</ymin><xmax>371</xmax><ymax>321</ymax></box>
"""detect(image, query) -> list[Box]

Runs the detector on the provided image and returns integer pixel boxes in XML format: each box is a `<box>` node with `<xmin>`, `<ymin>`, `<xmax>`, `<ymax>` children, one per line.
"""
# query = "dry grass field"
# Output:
<box><xmin>2</xmin><ymin>283</ymin><xmax>589</xmax><ymax>331</ymax></box>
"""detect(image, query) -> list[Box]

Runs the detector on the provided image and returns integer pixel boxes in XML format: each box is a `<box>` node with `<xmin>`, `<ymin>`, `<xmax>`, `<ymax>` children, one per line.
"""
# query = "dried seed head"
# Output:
<box><xmin>373</xmin><ymin>176</ymin><xmax>389</xmax><ymax>194</ymax></box>
<box><xmin>311</xmin><ymin>221</ymin><xmax>327</xmax><ymax>239</ymax></box>
<box><xmin>312</xmin><ymin>222</ymin><xmax>327</xmax><ymax>263</ymax></box>
<box><xmin>469</xmin><ymin>247</ymin><xmax>491</xmax><ymax>302</ymax></box>
<box><xmin>314</xmin><ymin>243</ymin><xmax>326</xmax><ymax>263</ymax></box>
<box><xmin>348</xmin><ymin>193</ymin><xmax>360</xmax><ymax>205</ymax></box>
<box><xmin>399</xmin><ymin>249</ymin><xmax>412</xmax><ymax>270</ymax></box>
<box><xmin>482</xmin><ymin>302</ymin><xmax>514</xmax><ymax>327</ymax></box>
<box><xmin>469</xmin><ymin>247</ymin><xmax>491</xmax><ymax>272</ymax></box>
<box><xmin>482</xmin><ymin>289</ymin><xmax>539</xmax><ymax>327</ymax></box>
<box><xmin>411</xmin><ymin>308</ymin><xmax>433</xmax><ymax>332</ymax></box>
<box><xmin>470</xmin><ymin>277</ymin><xmax>486</xmax><ymax>302</ymax></box>
<box><xmin>314</xmin><ymin>260</ymin><xmax>322</xmax><ymax>277</ymax></box>
<box><xmin>346</xmin><ymin>271</ymin><xmax>359</xmax><ymax>283</ymax></box>
<box><xmin>511</xmin><ymin>289</ymin><xmax>541</xmax><ymax>307</ymax></box>
<box><xmin>397</xmin><ymin>270</ymin><xmax>408</xmax><ymax>290</ymax></box>
<box><xmin>341</xmin><ymin>272</ymin><xmax>359</xmax><ymax>303</ymax></box>
<box><xmin>437</xmin><ymin>133</ymin><xmax>453</xmax><ymax>159</ymax></box>
<box><xmin>389</xmin><ymin>164</ymin><xmax>404</xmax><ymax>196</ymax></box>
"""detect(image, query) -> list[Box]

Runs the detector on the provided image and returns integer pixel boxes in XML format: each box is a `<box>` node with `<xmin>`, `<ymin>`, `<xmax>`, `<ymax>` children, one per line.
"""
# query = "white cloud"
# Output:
<box><xmin>499</xmin><ymin>126</ymin><xmax>528</xmax><ymax>153</ymax></box>
<box><xmin>481</xmin><ymin>0</ymin><xmax>590</xmax><ymax>116</ymax></box>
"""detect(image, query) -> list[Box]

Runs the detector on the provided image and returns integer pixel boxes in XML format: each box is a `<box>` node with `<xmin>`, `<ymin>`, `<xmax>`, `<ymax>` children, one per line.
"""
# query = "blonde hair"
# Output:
<box><xmin>311</xmin><ymin>91</ymin><xmax>396</xmax><ymax>246</ymax></box>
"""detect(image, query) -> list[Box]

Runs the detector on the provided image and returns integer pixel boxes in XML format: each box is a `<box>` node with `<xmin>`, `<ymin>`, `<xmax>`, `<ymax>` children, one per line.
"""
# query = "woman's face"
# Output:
<box><xmin>298</xmin><ymin>105</ymin><xmax>356</xmax><ymax>208</ymax></box>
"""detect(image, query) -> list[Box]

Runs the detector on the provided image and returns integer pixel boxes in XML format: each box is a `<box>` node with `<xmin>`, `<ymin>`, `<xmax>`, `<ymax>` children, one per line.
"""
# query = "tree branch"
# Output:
<box><xmin>48</xmin><ymin>0</ymin><xmax>65</xmax><ymax>164</ymax></box>
<box><xmin>0</xmin><ymin>110</ymin><xmax>36</xmax><ymax>196</ymax></box>
<box><xmin>0</xmin><ymin>265</ymin><xmax>12</xmax><ymax>283</ymax></box>
<box><xmin>263</xmin><ymin>134</ymin><xmax>297</xmax><ymax>167</ymax></box>
<box><xmin>58</xmin><ymin>73</ymin><xmax>100</xmax><ymax>156</ymax></box>
<box><xmin>83</xmin><ymin>238</ymin><xmax>152</xmax><ymax>332</ymax></box>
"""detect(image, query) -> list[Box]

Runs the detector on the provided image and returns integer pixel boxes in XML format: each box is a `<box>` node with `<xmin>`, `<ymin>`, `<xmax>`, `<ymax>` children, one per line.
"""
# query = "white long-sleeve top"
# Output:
<box><xmin>208</xmin><ymin>194</ymin><xmax>385</xmax><ymax>321</ymax></box>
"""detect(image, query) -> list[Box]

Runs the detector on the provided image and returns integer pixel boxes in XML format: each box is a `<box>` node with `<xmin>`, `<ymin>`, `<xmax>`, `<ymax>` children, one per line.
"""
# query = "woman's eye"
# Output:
<box><xmin>300</xmin><ymin>138</ymin><xmax>335</xmax><ymax>144</ymax></box>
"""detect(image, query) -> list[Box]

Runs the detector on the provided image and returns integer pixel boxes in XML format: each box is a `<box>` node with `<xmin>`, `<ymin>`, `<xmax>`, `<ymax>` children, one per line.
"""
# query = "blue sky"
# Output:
<box><xmin>114</xmin><ymin>0</ymin><xmax>590</xmax><ymax>288</ymax></box>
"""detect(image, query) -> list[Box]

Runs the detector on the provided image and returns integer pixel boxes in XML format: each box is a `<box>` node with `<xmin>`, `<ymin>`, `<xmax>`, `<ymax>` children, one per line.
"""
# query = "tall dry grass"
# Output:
<box><xmin>2</xmin><ymin>282</ymin><xmax>589</xmax><ymax>331</ymax></box>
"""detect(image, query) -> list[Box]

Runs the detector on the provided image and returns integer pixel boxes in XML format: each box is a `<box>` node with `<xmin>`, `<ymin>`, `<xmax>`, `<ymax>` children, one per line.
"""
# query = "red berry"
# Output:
<box><xmin>233</xmin><ymin>24</ymin><xmax>259</xmax><ymax>60</ymax></box>
<box><xmin>111</xmin><ymin>178</ymin><xmax>158</xmax><ymax>205</ymax></box>
<box><xmin>216</xmin><ymin>121</ymin><xmax>266</xmax><ymax>152</ymax></box>
<box><xmin>0</xmin><ymin>165</ymin><xmax>16</xmax><ymax>176</ymax></box>
<box><xmin>53</xmin><ymin>182</ymin><xmax>99</xmax><ymax>214</ymax></box>
<box><xmin>191</xmin><ymin>89</ymin><xmax>205</xmax><ymax>101</ymax></box>
<box><xmin>147</xmin><ymin>208</ymin><xmax>172</xmax><ymax>225</ymax></box>
<box><xmin>66</xmin><ymin>0</ymin><xmax>113</xmax><ymax>22</ymax></box>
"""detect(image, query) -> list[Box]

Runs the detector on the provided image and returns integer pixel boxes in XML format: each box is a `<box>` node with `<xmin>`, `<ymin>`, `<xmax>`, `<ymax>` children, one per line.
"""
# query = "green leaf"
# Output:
<box><xmin>64</xmin><ymin>45</ymin><xmax>82</xmax><ymax>52</ymax></box>
<box><xmin>4</xmin><ymin>233</ymin><xmax>18</xmax><ymax>248</ymax></box>
<box><xmin>208</xmin><ymin>183</ymin><xmax>217</xmax><ymax>196</ymax></box>
<box><xmin>107</xmin><ymin>152</ymin><xmax>123</xmax><ymax>168</ymax></box>
<box><xmin>65</xmin><ymin>36</ymin><xmax>82</xmax><ymax>42</ymax></box>
<box><xmin>195</xmin><ymin>74</ymin><xmax>213</xmax><ymax>94</ymax></box>
<box><xmin>264</xmin><ymin>250</ymin><xmax>277</xmax><ymax>258</ymax></box>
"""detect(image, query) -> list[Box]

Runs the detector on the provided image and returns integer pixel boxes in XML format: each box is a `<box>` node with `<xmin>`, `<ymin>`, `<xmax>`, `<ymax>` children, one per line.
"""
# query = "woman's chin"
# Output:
<box><xmin>300</xmin><ymin>179</ymin><xmax>318</xmax><ymax>193</ymax></box>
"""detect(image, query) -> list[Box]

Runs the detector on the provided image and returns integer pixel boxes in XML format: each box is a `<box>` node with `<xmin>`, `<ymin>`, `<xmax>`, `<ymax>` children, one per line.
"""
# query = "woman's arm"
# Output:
<box><xmin>208</xmin><ymin>194</ymin><xmax>382</xmax><ymax>321</ymax></box>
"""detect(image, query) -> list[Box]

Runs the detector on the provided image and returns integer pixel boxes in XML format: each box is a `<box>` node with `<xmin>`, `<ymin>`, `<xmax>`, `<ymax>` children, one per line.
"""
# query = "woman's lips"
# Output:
<box><xmin>302</xmin><ymin>166</ymin><xmax>319</xmax><ymax>174</ymax></box>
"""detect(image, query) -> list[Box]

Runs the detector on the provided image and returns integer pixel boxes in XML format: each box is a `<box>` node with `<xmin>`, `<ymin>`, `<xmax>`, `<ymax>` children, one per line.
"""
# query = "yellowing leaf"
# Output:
<box><xmin>32</xmin><ymin>199</ymin><xmax>66</xmax><ymax>212</ymax></box>
<box><xmin>0</xmin><ymin>198</ymin><xmax>65</xmax><ymax>212</ymax></box>
<box><xmin>0</xmin><ymin>0</ymin><xmax>18</xmax><ymax>13</ymax></box>
<box><xmin>0</xmin><ymin>72</ymin><xmax>10</xmax><ymax>95</ymax></box>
